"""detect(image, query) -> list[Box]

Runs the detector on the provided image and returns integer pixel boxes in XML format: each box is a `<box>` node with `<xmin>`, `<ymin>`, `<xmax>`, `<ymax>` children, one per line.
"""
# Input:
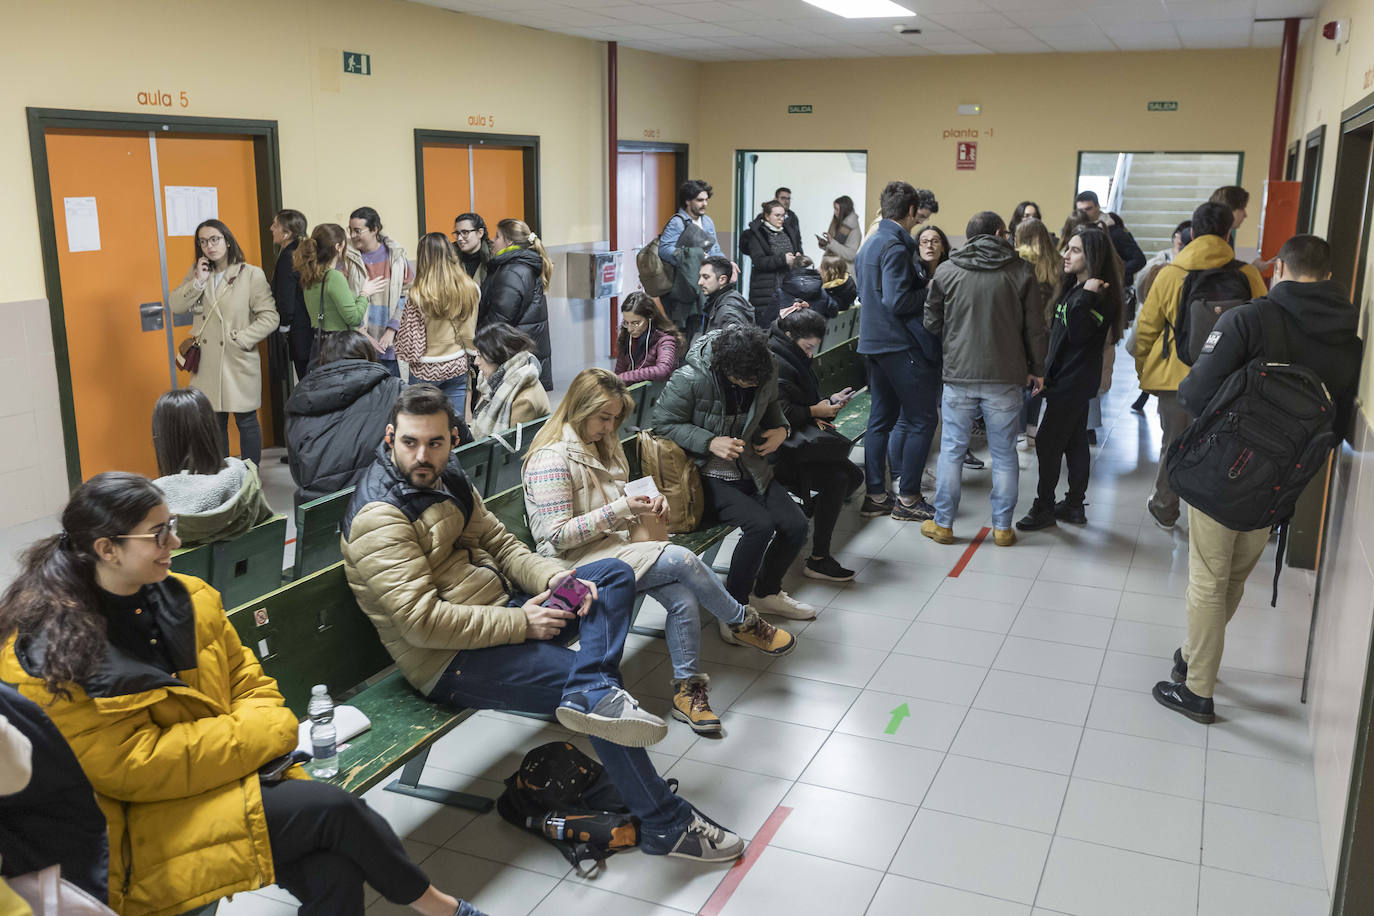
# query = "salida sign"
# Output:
<box><xmin>957</xmin><ymin>141</ymin><xmax>977</xmax><ymax>171</ymax></box>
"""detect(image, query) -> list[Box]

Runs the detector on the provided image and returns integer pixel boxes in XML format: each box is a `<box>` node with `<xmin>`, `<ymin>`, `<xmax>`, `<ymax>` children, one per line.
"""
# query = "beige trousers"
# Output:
<box><xmin>1181</xmin><ymin>505</ymin><xmax>1271</xmax><ymax>697</ymax></box>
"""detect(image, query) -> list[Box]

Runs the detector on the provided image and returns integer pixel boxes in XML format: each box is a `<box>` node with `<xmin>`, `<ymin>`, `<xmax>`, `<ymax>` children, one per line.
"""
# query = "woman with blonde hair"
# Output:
<box><xmin>396</xmin><ymin>232</ymin><xmax>480</xmax><ymax>415</ymax></box>
<box><xmin>1014</xmin><ymin>217</ymin><xmax>1062</xmax><ymax>324</ymax></box>
<box><xmin>522</xmin><ymin>369</ymin><xmax>795</xmax><ymax>736</ymax></box>
<box><xmin>479</xmin><ymin>218</ymin><xmax>553</xmax><ymax>389</ymax></box>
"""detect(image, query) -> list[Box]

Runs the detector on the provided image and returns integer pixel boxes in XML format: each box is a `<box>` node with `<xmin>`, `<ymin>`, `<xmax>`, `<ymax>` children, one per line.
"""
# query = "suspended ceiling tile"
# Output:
<box><xmin>1163</xmin><ymin>0</ymin><xmax>1258</xmax><ymax>21</ymax></box>
<box><xmin>1004</xmin><ymin>9</ymin><xmax>1088</xmax><ymax>29</ymax></box>
<box><xmin>921</xmin><ymin>10</ymin><xmax>1018</xmax><ymax>30</ymax></box>
<box><xmin>590</xmin><ymin>5</ymin><xmax>700</xmax><ymax>24</ymax></box>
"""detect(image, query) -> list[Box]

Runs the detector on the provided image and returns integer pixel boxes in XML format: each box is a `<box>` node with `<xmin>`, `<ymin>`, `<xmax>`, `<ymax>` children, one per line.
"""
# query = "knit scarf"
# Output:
<box><xmin>471</xmin><ymin>350</ymin><xmax>542</xmax><ymax>437</ymax></box>
<box><xmin>762</xmin><ymin>221</ymin><xmax>783</xmax><ymax>233</ymax></box>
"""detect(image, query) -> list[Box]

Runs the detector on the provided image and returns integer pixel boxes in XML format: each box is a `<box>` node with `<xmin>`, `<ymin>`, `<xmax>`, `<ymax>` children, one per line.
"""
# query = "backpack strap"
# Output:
<box><xmin>1255</xmin><ymin>298</ymin><xmax>1290</xmax><ymax>365</ymax></box>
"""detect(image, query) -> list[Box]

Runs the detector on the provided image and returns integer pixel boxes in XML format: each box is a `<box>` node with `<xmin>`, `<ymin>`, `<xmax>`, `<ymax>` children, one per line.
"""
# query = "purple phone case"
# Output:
<box><xmin>545</xmin><ymin>578</ymin><xmax>590</xmax><ymax>611</ymax></box>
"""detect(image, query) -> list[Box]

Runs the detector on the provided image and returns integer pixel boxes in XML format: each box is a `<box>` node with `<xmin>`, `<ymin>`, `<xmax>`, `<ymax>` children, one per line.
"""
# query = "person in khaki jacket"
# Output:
<box><xmin>341</xmin><ymin>385</ymin><xmax>747</xmax><ymax>863</ymax></box>
<box><xmin>522</xmin><ymin>369</ymin><xmax>795</xmax><ymax>736</ymax></box>
<box><xmin>170</xmin><ymin>219</ymin><xmax>279</xmax><ymax>468</ymax></box>
<box><xmin>1133</xmin><ymin>202</ymin><xmax>1267</xmax><ymax>530</ymax></box>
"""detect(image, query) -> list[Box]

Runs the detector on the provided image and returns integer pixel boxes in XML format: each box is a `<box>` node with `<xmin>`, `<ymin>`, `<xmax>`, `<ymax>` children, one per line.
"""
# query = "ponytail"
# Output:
<box><xmin>497</xmin><ymin>218</ymin><xmax>553</xmax><ymax>291</ymax></box>
<box><xmin>294</xmin><ymin>223</ymin><xmax>347</xmax><ymax>289</ymax></box>
<box><xmin>0</xmin><ymin>472</ymin><xmax>165</xmax><ymax>699</ymax></box>
<box><xmin>528</xmin><ymin>233</ymin><xmax>553</xmax><ymax>291</ymax></box>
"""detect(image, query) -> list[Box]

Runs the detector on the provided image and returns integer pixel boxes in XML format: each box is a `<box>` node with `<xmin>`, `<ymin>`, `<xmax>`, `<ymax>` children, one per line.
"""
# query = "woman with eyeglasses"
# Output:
<box><xmin>150</xmin><ymin>387</ymin><xmax>273</xmax><ymax>546</ymax></box>
<box><xmin>452</xmin><ymin>212</ymin><xmax>492</xmax><ymax>286</ymax></box>
<box><xmin>170</xmin><ymin>219</ymin><xmax>279</xmax><ymax>468</ymax></box>
<box><xmin>0</xmin><ymin>472</ymin><xmax>488</xmax><ymax>916</ymax></box>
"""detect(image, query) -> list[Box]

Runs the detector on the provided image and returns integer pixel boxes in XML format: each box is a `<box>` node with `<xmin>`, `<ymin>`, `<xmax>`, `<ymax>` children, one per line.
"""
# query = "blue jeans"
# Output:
<box><xmin>865</xmin><ymin>351</ymin><xmax>940</xmax><ymax>498</ymax></box>
<box><xmin>639</xmin><ymin>544</ymin><xmax>749</xmax><ymax>681</ymax></box>
<box><xmin>933</xmin><ymin>383</ymin><xmax>1023</xmax><ymax>530</ymax></box>
<box><xmin>414</xmin><ymin>374</ymin><xmax>467</xmax><ymax>419</ymax></box>
<box><xmin>378</xmin><ymin>357</ymin><xmax>401</xmax><ymax>379</ymax></box>
<box><xmin>426</xmin><ymin>558</ymin><xmax>691</xmax><ymax>835</ymax></box>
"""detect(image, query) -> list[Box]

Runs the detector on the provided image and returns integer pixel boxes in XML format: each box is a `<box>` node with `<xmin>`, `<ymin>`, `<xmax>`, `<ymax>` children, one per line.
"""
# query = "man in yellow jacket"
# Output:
<box><xmin>1134</xmin><ymin>201</ymin><xmax>1268</xmax><ymax>529</ymax></box>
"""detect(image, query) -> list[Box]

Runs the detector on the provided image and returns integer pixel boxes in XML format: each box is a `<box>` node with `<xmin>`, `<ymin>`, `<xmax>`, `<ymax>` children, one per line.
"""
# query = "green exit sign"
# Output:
<box><xmin>788</xmin><ymin>104</ymin><xmax>813</xmax><ymax>114</ymax></box>
<box><xmin>343</xmin><ymin>51</ymin><xmax>372</xmax><ymax>75</ymax></box>
<box><xmin>1147</xmin><ymin>100</ymin><xmax>1179</xmax><ymax>112</ymax></box>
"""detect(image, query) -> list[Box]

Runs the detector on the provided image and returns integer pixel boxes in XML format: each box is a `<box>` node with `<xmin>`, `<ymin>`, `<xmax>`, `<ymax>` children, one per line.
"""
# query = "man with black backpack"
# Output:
<box><xmin>1134</xmin><ymin>201</ymin><xmax>1268</xmax><ymax>530</ymax></box>
<box><xmin>1152</xmin><ymin>235</ymin><xmax>1362</xmax><ymax>723</ymax></box>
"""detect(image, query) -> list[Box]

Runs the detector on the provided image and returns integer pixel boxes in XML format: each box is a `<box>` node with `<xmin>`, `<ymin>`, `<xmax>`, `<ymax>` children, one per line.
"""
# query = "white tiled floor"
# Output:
<box><xmin>6</xmin><ymin>356</ymin><xmax>1331</xmax><ymax>915</ymax></box>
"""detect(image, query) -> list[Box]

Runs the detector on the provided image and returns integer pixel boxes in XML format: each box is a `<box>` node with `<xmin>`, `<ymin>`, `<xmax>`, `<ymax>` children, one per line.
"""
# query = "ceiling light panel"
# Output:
<box><xmin>801</xmin><ymin>0</ymin><xmax>916</xmax><ymax>18</ymax></box>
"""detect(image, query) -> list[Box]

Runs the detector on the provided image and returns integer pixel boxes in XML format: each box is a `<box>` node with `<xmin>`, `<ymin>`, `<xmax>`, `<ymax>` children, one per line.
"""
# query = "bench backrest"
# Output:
<box><xmin>170</xmin><ymin>542</ymin><xmax>213</xmax><ymax>581</ymax></box>
<box><xmin>485</xmin><ymin>485</ymin><xmax>535</xmax><ymax>550</ymax></box>
<box><xmin>228</xmin><ymin>561</ymin><xmax>392</xmax><ymax>716</ymax></box>
<box><xmin>486</xmin><ymin>417</ymin><xmax>549</xmax><ymax>496</ymax></box>
<box><xmin>454</xmin><ymin>438</ymin><xmax>496</xmax><ymax>495</ymax></box>
<box><xmin>212</xmin><ymin>515</ymin><xmax>288</xmax><ymax>609</ymax></box>
<box><xmin>294</xmin><ymin>488</ymin><xmax>354</xmax><ymax>579</ymax></box>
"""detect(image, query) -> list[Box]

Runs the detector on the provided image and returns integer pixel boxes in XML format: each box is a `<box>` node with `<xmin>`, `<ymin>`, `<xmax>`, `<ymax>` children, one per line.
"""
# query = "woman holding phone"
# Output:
<box><xmin>170</xmin><ymin>219</ymin><xmax>279</xmax><ymax>468</ymax></box>
<box><xmin>0</xmin><ymin>472</ymin><xmax>485</xmax><ymax>916</ymax></box>
<box><xmin>522</xmin><ymin>369</ymin><xmax>796</xmax><ymax>736</ymax></box>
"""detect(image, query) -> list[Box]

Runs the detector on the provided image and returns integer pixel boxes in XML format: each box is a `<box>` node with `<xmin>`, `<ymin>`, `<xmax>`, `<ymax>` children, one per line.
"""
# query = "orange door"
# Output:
<box><xmin>154</xmin><ymin>133</ymin><xmax>267</xmax><ymax>455</ymax></box>
<box><xmin>45</xmin><ymin>129</ymin><xmax>270</xmax><ymax>480</ymax></box>
<box><xmin>421</xmin><ymin>144</ymin><xmax>473</xmax><ymax>236</ymax></box>
<box><xmin>46</xmin><ymin>129</ymin><xmax>168</xmax><ymax>479</ymax></box>
<box><xmin>472</xmin><ymin>147</ymin><xmax>526</xmax><ymax>227</ymax></box>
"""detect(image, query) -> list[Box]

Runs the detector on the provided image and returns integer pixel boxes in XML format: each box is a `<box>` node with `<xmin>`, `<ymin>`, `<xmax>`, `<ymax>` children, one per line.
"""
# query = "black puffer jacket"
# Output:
<box><xmin>767</xmin><ymin>325</ymin><xmax>822</xmax><ymax>431</ymax></box>
<box><xmin>740</xmin><ymin>219</ymin><xmax>794</xmax><ymax>318</ymax></box>
<box><xmin>480</xmin><ymin>246</ymin><xmax>553</xmax><ymax>389</ymax></box>
<box><xmin>772</xmin><ymin>267</ymin><xmax>838</xmax><ymax>323</ymax></box>
<box><xmin>285</xmin><ymin>358</ymin><xmax>405</xmax><ymax>506</ymax></box>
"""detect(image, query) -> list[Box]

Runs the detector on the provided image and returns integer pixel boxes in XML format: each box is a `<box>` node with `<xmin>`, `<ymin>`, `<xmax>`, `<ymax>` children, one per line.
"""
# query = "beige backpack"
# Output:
<box><xmin>636</xmin><ymin>431</ymin><xmax>704</xmax><ymax>533</ymax></box>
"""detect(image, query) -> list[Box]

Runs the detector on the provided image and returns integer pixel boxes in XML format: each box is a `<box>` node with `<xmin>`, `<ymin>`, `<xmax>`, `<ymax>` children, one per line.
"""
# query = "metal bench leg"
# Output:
<box><xmin>629</xmin><ymin>592</ymin><xmax>667</xmax><ymax>640</ymax></box>
<box><xmin>384</xmin><ymin>746</ymin><xmax>494</xmax><ymax>812</ymax></box>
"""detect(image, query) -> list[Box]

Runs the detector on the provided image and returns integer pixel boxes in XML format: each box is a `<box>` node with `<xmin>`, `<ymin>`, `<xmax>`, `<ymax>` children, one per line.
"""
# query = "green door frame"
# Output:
<box><xmin>26</xmin><ymin>107</ymin><xmax>283</xmax><ymax>488</ymax></box>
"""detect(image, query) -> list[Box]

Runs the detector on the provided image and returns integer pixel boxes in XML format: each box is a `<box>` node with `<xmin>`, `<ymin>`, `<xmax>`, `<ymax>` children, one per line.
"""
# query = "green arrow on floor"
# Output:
<box><xmin>885</xmin><ymin>703</ymin><xmax>910</xmax><ymax>735</ymax></box>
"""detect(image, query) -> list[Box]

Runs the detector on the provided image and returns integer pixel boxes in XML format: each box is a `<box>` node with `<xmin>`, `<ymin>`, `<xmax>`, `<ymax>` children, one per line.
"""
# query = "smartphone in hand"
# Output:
<box><xmin>545</xmin><ymin>577</ymin><xmax>591</xmax><ymax>612</ymax></box>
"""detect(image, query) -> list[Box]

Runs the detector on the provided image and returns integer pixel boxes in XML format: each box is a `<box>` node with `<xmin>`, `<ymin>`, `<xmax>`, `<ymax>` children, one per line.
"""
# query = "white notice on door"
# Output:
<box><xmin>164</xmin><ymin>186</ymin><xmax>219</xmax><ymax>237</ymax></box>
<box><xmin>63</xmin><ymin>196</ymin><xmax>101</xmax><ymax>253</ymax></box>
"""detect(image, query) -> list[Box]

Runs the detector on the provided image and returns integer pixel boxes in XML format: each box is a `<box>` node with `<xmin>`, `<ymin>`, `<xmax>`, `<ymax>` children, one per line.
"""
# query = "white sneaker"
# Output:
<box><xmin>749</xmin><ymin>590</ymin><xmax>818</xmax><ymax>620</ymax></box>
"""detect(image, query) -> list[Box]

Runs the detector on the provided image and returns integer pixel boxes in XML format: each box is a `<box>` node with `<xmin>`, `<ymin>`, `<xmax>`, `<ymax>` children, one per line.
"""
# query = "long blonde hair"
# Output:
<box><xmin>1014</xmin><ymin>217</ymin><xmax>1062</xmax><ymax>291</ymax></box>
<box><xmin>410</xmin><ymin>232</ymin><xmax>479</xmax><ymax>332</ymax></box>
<box><xmin>497</xmin><ymin>218</ymin><xmax>553</xmax><ymax>291</ymax></box>
<box><xmin>524</xmin><ymin>369</ymin><xmax>633</xmax><ymax>472</ymax></box>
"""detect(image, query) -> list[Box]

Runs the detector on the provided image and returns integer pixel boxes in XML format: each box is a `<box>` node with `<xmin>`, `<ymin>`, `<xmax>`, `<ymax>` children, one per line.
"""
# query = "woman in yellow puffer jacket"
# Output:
<box><xmin>0</xmin><ymin>472</ymin><xmax>482</xmax><ymax>916</ymax></box>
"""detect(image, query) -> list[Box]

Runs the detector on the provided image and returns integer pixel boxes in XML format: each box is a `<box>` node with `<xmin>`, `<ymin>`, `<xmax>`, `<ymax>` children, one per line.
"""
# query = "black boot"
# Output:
<box><xmin>1152</xmin><ymin>680</ymin><xmax>1215</xmax><ymax>724</ymax></box>
<box><xmin>1171</xmin><ymin>648</ymin><xmax>1187</xmax><ymax>682</ymax></box>
<box><xmin>1015</xmin><ymin>501</ymin><xmax>1058</xmax><ymax>531</ymax></box>
<box><xmin>1053</xmin><ymin>500</ymin><xmax>1087</xmax><ymax>526</ymax></box>
<box><xmin>1131</xmin><ymin>392</ymin><xmax>1149</xmax><ymax>414</ymax></box>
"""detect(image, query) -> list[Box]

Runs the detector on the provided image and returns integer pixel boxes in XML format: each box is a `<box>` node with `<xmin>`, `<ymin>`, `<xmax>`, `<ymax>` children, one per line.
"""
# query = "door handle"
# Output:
<box><xmin>140</xmin><ymin>302</ymin><xmax>164</xmax><ymax>332</ymax></box>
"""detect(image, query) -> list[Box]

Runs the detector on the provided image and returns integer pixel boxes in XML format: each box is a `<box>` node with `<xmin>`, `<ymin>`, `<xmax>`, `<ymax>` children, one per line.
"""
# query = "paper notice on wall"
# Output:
<box><xmin>63</xmin><ymin>196</ymin><xmax>101</xmax><ymax>252</ymax></box>
<box><xmin>164</xmin><ymin>186</ymin><xmax>219</xmax><ymax>237</ymax></box>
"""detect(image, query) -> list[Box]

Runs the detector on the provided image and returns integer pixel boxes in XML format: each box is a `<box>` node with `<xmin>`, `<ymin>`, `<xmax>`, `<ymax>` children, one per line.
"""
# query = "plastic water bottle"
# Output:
<box><xmin>307</xmin><ymin>684</ymin><xmax>338</xmax><ymax>778</ymax></box>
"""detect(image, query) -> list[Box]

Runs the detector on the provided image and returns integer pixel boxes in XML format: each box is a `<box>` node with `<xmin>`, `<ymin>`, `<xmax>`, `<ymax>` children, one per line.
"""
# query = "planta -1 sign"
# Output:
<box><xmin>1148</xmin><ymin>101</ymin><xmax>1179</xmax><ymax>112</ymax></box>
<box><xmin>787</xmin><ymin>104</ymin><xmax>813</xmax><ymax>114</ymax></box>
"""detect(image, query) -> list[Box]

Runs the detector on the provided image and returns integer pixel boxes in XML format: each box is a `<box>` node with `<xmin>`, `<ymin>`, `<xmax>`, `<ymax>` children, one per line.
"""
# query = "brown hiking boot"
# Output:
<box><xmin>719</xmin><ymin>608</ymin><xmax>796</xmax><ymax>656</ymax></box>
<box><xmin>672</xmin><ymin>676</ymin><xmax>722</xmax><ymax>735</ymax></box>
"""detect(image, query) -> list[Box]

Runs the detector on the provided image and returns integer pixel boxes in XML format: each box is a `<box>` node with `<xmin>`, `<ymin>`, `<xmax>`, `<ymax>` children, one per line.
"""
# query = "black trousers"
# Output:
<box><xmin>217</xmin><ymin>410</ymin><xmax>263</xmax><ymax>468</ymax></box>
<box><xmin>259</xmin><ymin>778</ymin><xmax>429</xmax><ymax>915</ymax></box>
<box><xmin>779</xmin><ymin>460</ymin><xmax>864</xmax><ymax>557</ymax></box>
<box><xmin>1034</xmin><ymin>397</ymin><xmax>1091</xmax><ymax>508</ymax></box>
<box><xmin>702</xmin><ymin>478</ymin><xmax>809</xmax><ymax>604</ymax></box>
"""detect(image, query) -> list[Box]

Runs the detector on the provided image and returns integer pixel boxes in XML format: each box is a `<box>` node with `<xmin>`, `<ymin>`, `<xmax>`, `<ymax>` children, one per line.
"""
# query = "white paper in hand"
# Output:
<box><xmin>625</xmin><ymin>476</ymin><xmax>661</xmax><ymax>500</ymax></box>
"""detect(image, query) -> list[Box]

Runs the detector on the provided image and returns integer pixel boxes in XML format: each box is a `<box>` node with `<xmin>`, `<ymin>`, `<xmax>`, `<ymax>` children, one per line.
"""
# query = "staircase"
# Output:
<box><xmin>1115</xmin><ymin>153</ymin><xmax>1243</xmax><ymax>257</ymax></box>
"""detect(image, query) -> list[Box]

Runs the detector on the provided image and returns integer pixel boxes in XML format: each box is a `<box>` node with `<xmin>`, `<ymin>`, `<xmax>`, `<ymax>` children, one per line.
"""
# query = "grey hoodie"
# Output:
<box><xmin>925</xmin><ymin>235</ymin><xmax>1047</xmax><ymax>385</ymax></box>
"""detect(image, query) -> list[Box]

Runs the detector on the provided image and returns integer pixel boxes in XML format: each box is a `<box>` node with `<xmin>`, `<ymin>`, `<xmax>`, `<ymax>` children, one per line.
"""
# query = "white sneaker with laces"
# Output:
<box><xmin>749</xmin><ymin>590</ymin><xmax>818</xmax><ymax>620</ymax></box>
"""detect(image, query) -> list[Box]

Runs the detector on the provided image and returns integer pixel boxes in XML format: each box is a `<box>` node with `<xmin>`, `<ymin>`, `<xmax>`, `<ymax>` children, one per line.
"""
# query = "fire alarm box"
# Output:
<box><xmin>566</xmin><ymin>250</ymin><xmax>623</xmax><ymax>300</ymax></box>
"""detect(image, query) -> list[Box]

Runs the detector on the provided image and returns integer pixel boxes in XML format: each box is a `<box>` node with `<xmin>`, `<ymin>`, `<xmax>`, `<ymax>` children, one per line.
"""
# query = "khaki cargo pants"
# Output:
<box><xmin>1181</xmin><ymin>505</ymin><xmax>1271</xmax><ymax>698</ymax></box>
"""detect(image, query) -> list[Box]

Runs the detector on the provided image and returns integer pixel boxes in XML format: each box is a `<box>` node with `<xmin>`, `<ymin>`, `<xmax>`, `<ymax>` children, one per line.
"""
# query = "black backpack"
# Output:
<box><xmin>1166</xmin><ymin>303</ymin><xmax>1337</xmax><ymax>600</ymax></box>
<box><xmin>1169</xmin><ymin>260</ymin><xmax>1253</xmax><ymax>365</ymax></box>
<box><xmin>497</xmin><ymin>741</ymin><xmax>674</xmax><ymax>876</ymax></box>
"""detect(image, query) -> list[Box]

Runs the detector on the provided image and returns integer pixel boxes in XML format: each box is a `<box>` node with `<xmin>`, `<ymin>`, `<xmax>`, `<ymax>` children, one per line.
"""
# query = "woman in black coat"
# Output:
<box><xmin>270</xmin><ymin>209</ymin><xmax>312</xmax><ymax>381</ymax></box>
<box><xmin>283</xmin><ymin>331</ymin><xmax>406</xmax><ymax>507</ymax></box>
<box><xmin>768</xmin><ymin>310</ymin><xmax>864</xmax><ymax>583</ymax></box>
<box><xmin>772</xmin><ymin>257</ymin><xmax>839</xmax><ymax>322</ymax></box>
<box><xmin>740</xmin><ymin>200</ymin><xmax>799</xmax><ymax>327</ymax></box>
<box><xmin>478</xmin><ymin>218</ymin><xmax>553</xmax><ymax>390</ymax></box>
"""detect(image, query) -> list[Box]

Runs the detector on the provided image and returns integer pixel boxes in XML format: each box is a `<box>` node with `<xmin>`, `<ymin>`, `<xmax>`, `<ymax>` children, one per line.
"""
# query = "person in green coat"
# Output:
<box><xmin>293</xmin><ymin>223</ymin><xmax>385</xmax><ymax>333</ymax></box>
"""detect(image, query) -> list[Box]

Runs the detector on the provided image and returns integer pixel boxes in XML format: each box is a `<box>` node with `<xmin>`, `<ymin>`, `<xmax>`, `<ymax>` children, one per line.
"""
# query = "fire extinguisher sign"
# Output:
<box><xmin>957</xmin><ymin>141</ymin><xmax>977</xmax><ymax>171</ymax></box>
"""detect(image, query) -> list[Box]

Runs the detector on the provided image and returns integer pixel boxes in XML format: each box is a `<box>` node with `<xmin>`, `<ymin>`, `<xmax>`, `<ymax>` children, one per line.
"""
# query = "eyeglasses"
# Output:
<box><xmin>199</xmin><ymin>235</ymin><xmax>225</xmax><ymax>246</ymax></box>
<box><xmin>453</xmin><ymin>228</ymin><xmax>481</xmax><ymax>239</ymax></box>
<box><xmin>116</xmin><ymin>516</ymin><xmax>179</xmax><ymax>548</ymax></box>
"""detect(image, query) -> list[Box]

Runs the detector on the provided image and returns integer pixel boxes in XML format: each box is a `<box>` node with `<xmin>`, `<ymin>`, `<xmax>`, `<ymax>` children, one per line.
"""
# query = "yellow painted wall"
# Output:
<box><xmin>695</xmin><ymin>49</ymin><xmax>1279</xmax><ymax>252</ymax></box>
<box><xmin>0</xmin><ymin>0</ymin><xmax>701</xmax><ymax>305</ymax></box>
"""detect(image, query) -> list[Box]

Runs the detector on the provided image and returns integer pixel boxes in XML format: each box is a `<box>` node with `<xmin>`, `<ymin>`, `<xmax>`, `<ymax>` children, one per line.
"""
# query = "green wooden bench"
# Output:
<box><xmin>486</xmin><ymin>416</ymin><xmax>550</xmax><ymax>496</ymax></box>
<box><xmin>212</xmin><ymin>515</ymin><xmax>288</xmax><ymax>610</ymax></box>
<box><xmin>292</xmin><ymin>488</ymin><xmax>353</xmax><ymax>580</ymax></box>
<box><xmin>453</xmin><ymin>438</ymin><xmax>497</xmax><ymax>495</ymax></box>
<box><xmin>227</xmin><ymin>563</ymin><xmax>491</xmax><ymax>811</ymax></box>
<box><xmin>170</xmin><ymin>542</ymin><xmax>213</xmax><ymax>581</ymax></box>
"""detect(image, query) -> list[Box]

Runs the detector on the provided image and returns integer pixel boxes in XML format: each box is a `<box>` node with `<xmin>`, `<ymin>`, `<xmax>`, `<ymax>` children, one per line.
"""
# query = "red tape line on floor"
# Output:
<box><xmin>947</xmin><ymin>526</ymin><xmax>991</xmax><ymax>578</ymax></box>
<box><xmin>698</xmin><ymin>805</ymin><xmax>793</xmax><ymax>916</ymax></box>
